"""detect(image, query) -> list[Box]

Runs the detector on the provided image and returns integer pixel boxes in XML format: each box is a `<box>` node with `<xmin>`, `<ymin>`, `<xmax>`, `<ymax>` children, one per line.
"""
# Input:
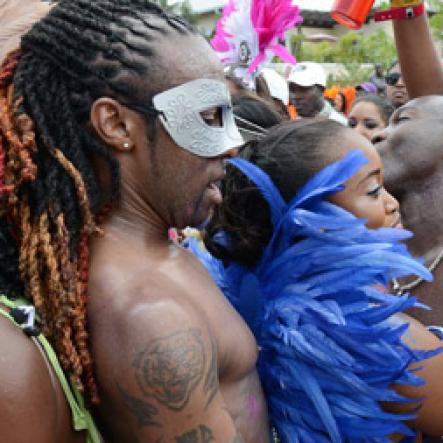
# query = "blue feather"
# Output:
<box><xmin>190</xmin><ymin>150</ymin><xmax>442</xmax><ymax>442</ymax></box>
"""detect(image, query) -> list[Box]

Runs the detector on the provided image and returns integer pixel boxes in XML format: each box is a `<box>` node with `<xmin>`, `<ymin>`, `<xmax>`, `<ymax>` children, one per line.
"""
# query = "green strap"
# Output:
<box><xmin>0</xmin><ymin>296</ymin><xmax>102</xmax><ymax>443</ymax></box>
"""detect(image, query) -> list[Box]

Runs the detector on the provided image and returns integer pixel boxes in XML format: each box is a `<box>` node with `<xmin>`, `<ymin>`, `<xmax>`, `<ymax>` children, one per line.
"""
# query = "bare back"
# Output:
<box><xmin>88</xmin><ymin>231</ymin><xmax>270</xmax><ymax>442</ymax></box>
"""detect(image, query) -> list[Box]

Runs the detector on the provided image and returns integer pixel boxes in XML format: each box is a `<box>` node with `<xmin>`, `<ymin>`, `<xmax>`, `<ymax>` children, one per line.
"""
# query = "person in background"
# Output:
<box><xmin>287</xmin><ymin>61</ymin><xmax>347</xmax><ymax>125</ymax></box>
<box><xmin>356</xmin><ymin>81</ymin><xmax>378</xmax><ymax>97</ymax></box>
<box><xmin>348</xmin><ymin>95</ymin><xmax>394</xmax><ymax>141</ymax></box>
<box><xmin>370</xmin><ymin>63</ymin><xmax>387</xmax><ymax>95</ymax></box>
<box><xmin>333</xmin><ymin>90</ymin><xmax>347</xmax><ymax>114</ymax></box>
<box><xmin>386</xmin><ymin>60</ymin><xmax>409</xmax><ymax>109</ymax></box>
<box><xmin>261</xmin><ymin>68</ymin><xmax>290</xmax><ymax>119</ymax></box>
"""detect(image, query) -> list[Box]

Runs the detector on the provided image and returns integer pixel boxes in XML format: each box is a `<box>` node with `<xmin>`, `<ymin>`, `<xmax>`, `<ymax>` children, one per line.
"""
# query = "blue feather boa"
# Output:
<box><xmin>188</xmin><ymin>150</ymin><xmax>440</xmax><ymax>442</ymax></box>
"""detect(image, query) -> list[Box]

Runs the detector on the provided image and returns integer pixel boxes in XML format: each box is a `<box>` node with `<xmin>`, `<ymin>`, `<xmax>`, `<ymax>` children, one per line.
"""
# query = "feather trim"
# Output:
<box><xmin>190</xmin><ymin>150</ymin><xmax>440</xmax><ymax>442</ymax></box>
<box><xmin>210</xmin><ymin>0</ymin><xmax>302</xmax><ymax>82</ymax></box>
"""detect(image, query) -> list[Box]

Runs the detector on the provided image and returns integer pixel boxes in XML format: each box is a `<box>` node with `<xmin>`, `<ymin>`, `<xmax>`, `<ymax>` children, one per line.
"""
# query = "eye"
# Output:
<box><xmin>364</xmin><ymin>120</ymin><xmax>379</xmax><ymax>130</ymax></box>
<box><xmin>348</xmin><ymin>118</ymin><xmax>357</xmax><ymax>128</ymax></box>
<box><xmin>200</xmin><ymin>107</ymin><xmax>223</xmax><ymax>127</ymax></box>
<box><xmin>394</xmin><ymin>114</ymin><xmax>410</xmax><ymax>124</ymax></box>
<box><xmin>367</xmin><ymin>185</ymin><xmax>382</xmax><ymax>198</ymax></box>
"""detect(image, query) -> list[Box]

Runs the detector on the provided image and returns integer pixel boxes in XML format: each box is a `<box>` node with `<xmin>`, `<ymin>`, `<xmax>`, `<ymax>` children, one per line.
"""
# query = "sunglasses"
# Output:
<box><xmin>385</xmin><ymin>72</ymin><xmax>402</xmax><ymax>86</ymax></box>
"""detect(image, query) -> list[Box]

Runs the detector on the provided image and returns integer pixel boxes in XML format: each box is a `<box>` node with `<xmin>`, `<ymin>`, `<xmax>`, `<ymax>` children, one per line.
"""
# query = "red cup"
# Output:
<box><xmin>330</xmin><ymin>0</ymin><xmax>375</xmax><ymax>30</ymax></box>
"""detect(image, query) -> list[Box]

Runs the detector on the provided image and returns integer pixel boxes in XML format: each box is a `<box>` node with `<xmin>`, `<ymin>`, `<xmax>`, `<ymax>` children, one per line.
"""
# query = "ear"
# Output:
<box><xmin>90</xmin><ymin>98</ymin><xmax>134</xmax><ymax>153</ymax></box>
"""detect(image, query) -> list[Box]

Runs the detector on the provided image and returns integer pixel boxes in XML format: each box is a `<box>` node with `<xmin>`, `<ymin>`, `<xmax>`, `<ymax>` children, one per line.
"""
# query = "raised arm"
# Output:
<box><xmin>392</xmin><ymin>5</ymin><xmax>443</xmax><ymax>97</ymax></box>
<box><xmin>95</xmin><ymin>297</ymin><xmax>244</xmax><ymax>443</ymax></box>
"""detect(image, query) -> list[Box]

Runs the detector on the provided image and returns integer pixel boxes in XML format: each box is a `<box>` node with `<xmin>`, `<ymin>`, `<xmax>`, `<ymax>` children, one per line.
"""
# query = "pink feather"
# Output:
<box><xmin>210</xmin><ymin>0</ymin><xmax>237</xmax><ymax>53</ymax></box>
<box><xmin>249</xmin><ymin>0</ymin><xmax>303</xmax><ymax>73</ymax></box>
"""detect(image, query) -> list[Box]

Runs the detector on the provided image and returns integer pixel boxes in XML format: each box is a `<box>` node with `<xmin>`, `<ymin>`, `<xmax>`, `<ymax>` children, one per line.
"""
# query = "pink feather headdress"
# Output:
<box><xmin>211</xmin><ymin>0</ymin><xmax>303</xmax><ymax>85</ymax></box>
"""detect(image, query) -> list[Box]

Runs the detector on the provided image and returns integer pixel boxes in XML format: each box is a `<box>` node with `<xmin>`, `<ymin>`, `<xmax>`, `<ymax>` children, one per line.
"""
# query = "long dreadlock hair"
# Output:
<box><xmin>0</xmin><ymin>0</ymin><xmax>196</xmax><ymax>405</ymax></box>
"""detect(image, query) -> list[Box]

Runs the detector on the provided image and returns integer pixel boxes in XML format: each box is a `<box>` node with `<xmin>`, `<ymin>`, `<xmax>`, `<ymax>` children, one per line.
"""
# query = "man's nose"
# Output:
<box><xmin>372</xmin><ymin>127</ymin><xmax>388</xmax><ymax>145</ymax></box>
<box><xmin>396</xmin><ymin>76</ymin><xmax>406</xmax><ymax>87</ymax></box>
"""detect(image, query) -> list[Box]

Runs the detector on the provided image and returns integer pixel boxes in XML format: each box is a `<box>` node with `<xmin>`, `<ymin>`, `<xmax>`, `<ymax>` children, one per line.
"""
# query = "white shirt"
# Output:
<box><xmin>318</xmin><ymin>101</ymin><xmax>348</xmax><ymax>126</ymax></box>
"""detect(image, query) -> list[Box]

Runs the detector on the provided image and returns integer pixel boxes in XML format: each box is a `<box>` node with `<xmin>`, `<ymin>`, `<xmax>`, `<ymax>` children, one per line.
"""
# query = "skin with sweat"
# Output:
<box><xmin>87</xmin><ymin>32</ymin><xmax>269</xmax><ymax>443</ymax></box>
<box><xmin>375</xmin><ymin>95</ymin><xmax>443</xmax><ymax>328</ymax></box>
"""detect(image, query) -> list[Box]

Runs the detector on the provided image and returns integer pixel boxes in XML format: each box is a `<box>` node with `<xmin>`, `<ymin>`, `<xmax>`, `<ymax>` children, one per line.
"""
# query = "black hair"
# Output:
<box><xmin>233</xmin><ymin>95</ymin><xmax>283</xmax><ymax>140</ymax></box>
<box><xmin>0</xmin><ymin>0</ymin><xmax>197</xmax><ymax>404</ymax></box>
<box><xmin>205</xmin><ymin>119</ymin><xmax>346</xmax><ymax>267</ymax></box>
<box><xmin>388</xmin><ymin>60</ymin><xmax>399</xmax><ymax>73</ymax></box>
<box><xmin>351</xmin><ymin>94</ymin><xmax>394</xmax><ymax>125</ymax></box>
<box><xmin>335</xmin><ymin>91</ymin><xmax>347</xmax><ymax>114</ymax></box>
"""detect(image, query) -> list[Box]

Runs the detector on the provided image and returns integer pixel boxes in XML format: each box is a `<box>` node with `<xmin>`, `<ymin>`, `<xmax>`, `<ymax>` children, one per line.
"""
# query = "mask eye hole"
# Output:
<box><xmin>200</xmin><ymin>107</ymin><xmax>223</xmax><ymax>127</ymax></box>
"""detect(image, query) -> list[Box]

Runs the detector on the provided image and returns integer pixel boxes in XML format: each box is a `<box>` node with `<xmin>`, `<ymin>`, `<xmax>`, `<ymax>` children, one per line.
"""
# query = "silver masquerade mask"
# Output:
<box><xmin>152</xmin><ymin>79</ymin><xmax>243</xmax><ymax>158</ymax></box>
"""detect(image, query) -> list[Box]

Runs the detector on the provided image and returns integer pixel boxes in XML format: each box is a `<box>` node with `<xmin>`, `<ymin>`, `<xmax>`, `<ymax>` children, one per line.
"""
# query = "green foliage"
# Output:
<box><xmin>327</xmin><ymin>64</ymin><xmax>373</xmax><ymax>87</ymax></box>
<box><xmin>291</xmin><ymin>30</ymin><xmax>396</xmax><ymax>68</ymax></box>
<box><xmin>151</xmin><ymin>0</ymin><xmax>198</xmax><ymax>25</ymax></box>
<box><xmin>290</xmin><ymin>29</ymin><xmax>397</xmax><ymax>85</ymax></box>
<box><xmin>429</xmin><ymin>0</ymin><xmax>443</xmax><ymax>48</ymax></box>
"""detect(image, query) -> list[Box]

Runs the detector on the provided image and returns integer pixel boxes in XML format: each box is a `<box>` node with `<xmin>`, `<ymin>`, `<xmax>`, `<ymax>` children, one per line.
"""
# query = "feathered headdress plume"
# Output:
<box><xmin>0</xmin><ymin>0</ymin><xmax>52</xmax><ymax>62</ymax></box>
<box><xmin>211</xmin><ymin>0</ymin><xmax>303</xmax><ymax>86</ymax></box>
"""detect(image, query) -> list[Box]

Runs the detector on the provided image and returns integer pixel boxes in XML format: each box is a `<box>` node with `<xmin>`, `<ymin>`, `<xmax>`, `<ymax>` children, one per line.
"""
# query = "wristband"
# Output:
<box><xmin>391</xmin><ymin>0</ymin><xmax>422</xmax><ymax>7</ymax></box>
<box><xmin>374</xmin><ymin>3</ymin><xmax>425</xmax><ymax>22</ymax></box>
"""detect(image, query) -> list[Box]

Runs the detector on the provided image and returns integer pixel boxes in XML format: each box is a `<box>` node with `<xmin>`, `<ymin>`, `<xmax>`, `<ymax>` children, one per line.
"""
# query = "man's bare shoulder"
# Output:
<box><xmin>88</xmin><ymin>243</ymin><xmax>224</xmax><ymax>336</ymax></box>
<box><xmin>88</xmin><ymin>241</ymin><xmax>256</xmax><ymax>381</ymax></box>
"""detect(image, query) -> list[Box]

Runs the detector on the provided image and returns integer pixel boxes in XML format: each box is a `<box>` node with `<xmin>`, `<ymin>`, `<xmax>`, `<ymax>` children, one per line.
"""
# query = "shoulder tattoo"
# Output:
<box><xmin>203</xmin><ymin>338</ymin><xmax>219</xmax><ymax>410</ymax></box>
<box><xmin>175</xmin><ymin>425</ymin><xmax>214</xmax><ymax>443</ymax></box>
<box><xmin>116</xmin><ymin>383</ymin><xmax>160</xmax><ymax>427</ymax></box>
<box><xmin>232</xmin><ymin>432</ymin><xmax>245</xmax><ymax>443</ymax></box>
<box><xmin>133</xmin><ymin>329</ymin><xmax>206</xmax><ymax>411</ymax></box>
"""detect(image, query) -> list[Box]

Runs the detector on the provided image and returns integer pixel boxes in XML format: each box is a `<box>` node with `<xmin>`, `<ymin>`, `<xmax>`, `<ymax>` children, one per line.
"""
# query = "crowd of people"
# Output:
<box><xmin>1</xmin><ymin>0</ymin><xmax>443</xmax><ymax>442</ymax></box>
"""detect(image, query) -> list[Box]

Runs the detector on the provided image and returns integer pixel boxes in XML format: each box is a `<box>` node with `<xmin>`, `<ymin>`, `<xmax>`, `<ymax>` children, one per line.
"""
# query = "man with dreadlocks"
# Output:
<box><xmin>0</xmin><ymin>1</ymin><xmax>267</xmax><ymax>442</ymax></box>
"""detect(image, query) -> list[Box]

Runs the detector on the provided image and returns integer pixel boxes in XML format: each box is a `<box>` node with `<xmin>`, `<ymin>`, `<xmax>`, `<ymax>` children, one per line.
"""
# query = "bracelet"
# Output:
<box><xmin>374</xmin><ymin>3</ymin><xmax>425</xmax><ymax>22</ymax></box>
<box><xmin>391</xmin><ymin>0</ymin><xmax>422</xmax><ymax>7</ymax></box>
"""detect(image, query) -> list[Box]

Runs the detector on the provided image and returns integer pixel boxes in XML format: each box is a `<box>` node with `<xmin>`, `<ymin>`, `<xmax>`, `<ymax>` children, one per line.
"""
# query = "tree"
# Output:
<box><xmin>291</xmin><ymin>30</ymin><xmax>395</xmax><ymax>68</ymax></box>
<box><xmin>289</xmin><ymin>29</ymin><xmax>396</xmax><ymax>86</ymax></box>
<box><xmin>151</xmin><ymin>0</ymin><xmax>198</xmax><ymax>25</ymax></box>
<box><xmin>429</xmin><ymin>0</ymin><xmax>443</xmax><ymax>49</ymax></box>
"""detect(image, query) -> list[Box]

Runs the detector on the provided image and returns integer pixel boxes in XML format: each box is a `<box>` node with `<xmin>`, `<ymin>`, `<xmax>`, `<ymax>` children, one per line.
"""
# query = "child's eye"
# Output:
<box><xmin>367</xmin><ymin>185</ymin><xmax>382</xmax><ymax>198</ymax></box>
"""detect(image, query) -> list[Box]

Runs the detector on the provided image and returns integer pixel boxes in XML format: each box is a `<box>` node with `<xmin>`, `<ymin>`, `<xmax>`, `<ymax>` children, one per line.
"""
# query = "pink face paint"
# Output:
<box><xmin>247</xmin><ymin>395</ymin><xmax>260</xmax><ymax>428</ymax></box>
<box><xmin>168</xmin><ymin>228</ymin><xmax>178</xmax><ymax>242</ymax></box>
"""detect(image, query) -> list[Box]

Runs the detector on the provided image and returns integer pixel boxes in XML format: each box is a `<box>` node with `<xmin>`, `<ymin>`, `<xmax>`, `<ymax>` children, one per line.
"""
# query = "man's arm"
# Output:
<box><xmin>97</xmin><ymin>297</ymin><xmax>245</xmax><ymax>443</ymax></box>
<box><xmin>393</xmin><ymin>10</ymin><xmax>443</xmax><ymax>97</ymax></box>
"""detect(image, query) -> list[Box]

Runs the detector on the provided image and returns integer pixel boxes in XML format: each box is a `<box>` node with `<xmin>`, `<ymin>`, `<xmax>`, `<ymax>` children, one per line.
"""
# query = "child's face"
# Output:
<box><xmin>330</xmin><ymin>130</ymin><xmax>402</xmax><ymax>230</ymax></box>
